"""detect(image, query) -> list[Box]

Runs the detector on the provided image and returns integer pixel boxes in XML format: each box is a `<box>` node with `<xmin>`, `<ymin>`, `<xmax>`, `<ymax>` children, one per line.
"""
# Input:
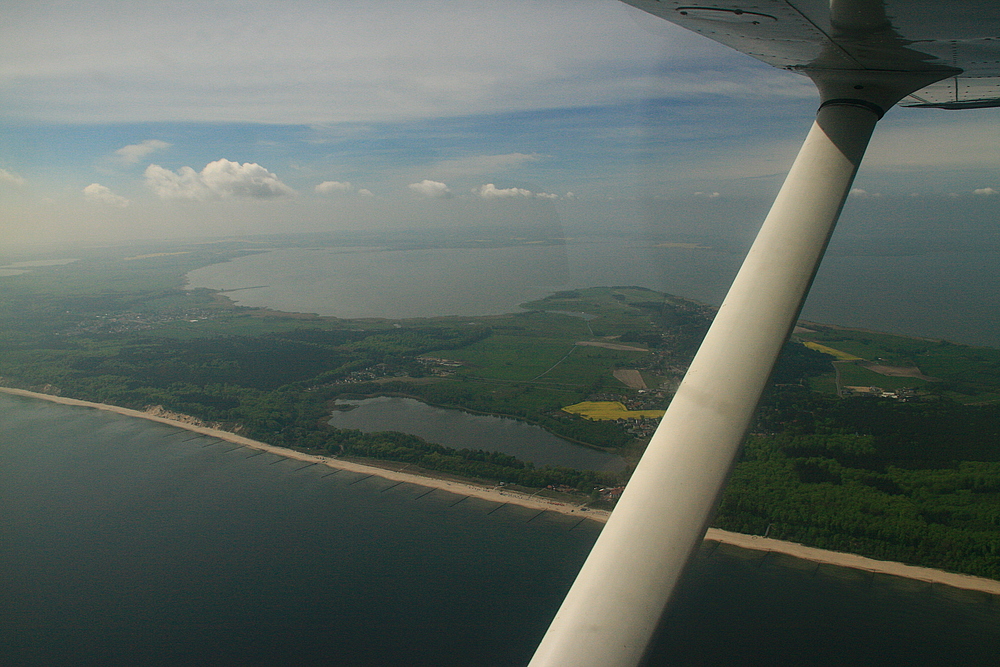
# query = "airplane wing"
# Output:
<box><xmin>621</xmin><ymin>0</ymin><xmax>1000</xmax><ymax>108</ymax></box>
<box><xmin>529</xmin><ymin>3</ymin><xmax>1000</xmax><ymax>667</ymax></box>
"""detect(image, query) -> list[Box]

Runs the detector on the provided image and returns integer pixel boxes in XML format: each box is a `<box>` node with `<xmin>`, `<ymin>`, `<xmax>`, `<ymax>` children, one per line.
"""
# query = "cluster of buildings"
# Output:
<box><xmin>841</xmin><ymin>386</ymin><xmax>920</xmax><ymax>401</ymax></box>
<box><xmin>338</xmin><ymin>363</ymin><xmax>412</xmax><ymax>384</ymax></box>
<box><xmin>586</xmin><ymin>391</ymin><xmax>664</xmax><ymax>412</ymax></box>
<box><xmin>620</xmin><ymin>418</ymin><xmax>658</xmax><ymax>439</ymax></box>
<box><xmin>415</xmin><ymin>356</ymin><xmax>464</xmax><ymax>377</ymax></box>
<box><xmin>63</xmin><ymin>309</ymin><xmax>217</xmax><ymax>335</ymax></box>
<box><xmin>597</xmin><ymin>486</ymin><xmax>625</xmax><ymax>502</ymax></box>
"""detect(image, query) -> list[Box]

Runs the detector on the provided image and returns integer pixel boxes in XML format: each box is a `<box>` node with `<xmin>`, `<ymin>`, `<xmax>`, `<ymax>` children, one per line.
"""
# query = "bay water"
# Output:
<box><xmin>185</xmin><ymin>238</ymin><xmax>1000</xmax><ymax>348</ymax></box>
<box><xmin>3</xmin><ymin>393</ymin><xmax>998</xmax><ymax>666</ymax></box>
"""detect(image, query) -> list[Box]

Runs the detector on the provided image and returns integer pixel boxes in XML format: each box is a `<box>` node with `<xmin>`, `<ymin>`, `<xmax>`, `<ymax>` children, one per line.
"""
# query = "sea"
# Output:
<box><xmin>2</xmin><ymin>392</ymin><xmax>999</xmax><ymax>667</ymax></box>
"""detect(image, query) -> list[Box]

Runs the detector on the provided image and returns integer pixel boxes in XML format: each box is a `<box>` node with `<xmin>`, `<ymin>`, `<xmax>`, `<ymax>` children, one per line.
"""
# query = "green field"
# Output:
<box><xmin>795</xmin><ymin>325</ymin><xmax>1000</xmax><ymax>404</ymax></box>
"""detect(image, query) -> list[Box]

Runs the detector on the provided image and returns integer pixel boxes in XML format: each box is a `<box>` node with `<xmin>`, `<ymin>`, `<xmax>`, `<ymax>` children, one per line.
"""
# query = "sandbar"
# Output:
<box><xmin>4</xmin><ymin>386</ymin><xmax>999</xmax><ymax>597</ymax></box>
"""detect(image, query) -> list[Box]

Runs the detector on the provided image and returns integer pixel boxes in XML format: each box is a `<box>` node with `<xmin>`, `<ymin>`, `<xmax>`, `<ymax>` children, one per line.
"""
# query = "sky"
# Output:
<box><xmin>1</xmin><ymin>0</ymin><xmax>998</xmax><ymax>247</ymax></box>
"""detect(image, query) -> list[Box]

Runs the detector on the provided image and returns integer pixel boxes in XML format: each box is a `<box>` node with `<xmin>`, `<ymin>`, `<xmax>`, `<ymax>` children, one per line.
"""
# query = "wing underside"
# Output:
<box><xmin>622</xmin><ymin>0</ymin><xmax>1000</xmax><ymax>108</ymax></box>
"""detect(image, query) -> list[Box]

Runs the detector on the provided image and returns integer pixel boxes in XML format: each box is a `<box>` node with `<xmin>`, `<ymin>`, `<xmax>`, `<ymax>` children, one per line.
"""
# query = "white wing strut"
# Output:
<box><xmin>526</xmin><ymin>1</ymin><xmax>961</xmax><ymax>660</ymax></box>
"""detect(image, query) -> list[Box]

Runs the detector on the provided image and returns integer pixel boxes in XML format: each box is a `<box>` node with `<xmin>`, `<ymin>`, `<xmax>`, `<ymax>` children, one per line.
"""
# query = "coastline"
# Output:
<box><xmin>4</xmin><ymin>385</ymin><xmax>1000</xmax><ymax>597</ymax></box>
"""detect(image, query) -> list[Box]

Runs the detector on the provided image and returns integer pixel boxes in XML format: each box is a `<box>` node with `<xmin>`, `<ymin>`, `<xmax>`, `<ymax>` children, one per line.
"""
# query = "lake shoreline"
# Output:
<box><xmin>4</xmin><ymin>385</ymin><xmax>1000</xmax><ymax>597</ymax></box>
<box><xmin>328</xmin><ymin>394</ymin><xmax>626</xmax><ymax>469</ymax></box>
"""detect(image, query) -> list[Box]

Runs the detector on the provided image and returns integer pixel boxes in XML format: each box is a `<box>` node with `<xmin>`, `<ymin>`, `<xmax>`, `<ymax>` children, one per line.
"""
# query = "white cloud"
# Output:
<box><xmin>0</xmin><ymin>168</ymin><xmax>26</xmax><ymax>186</ymax></box>
<box><xmin>535</xmin><ymin>192</ymin><xmax>559</xmax><ymax>200</ymax></box>
<box><xmin>315</xmin><ymin>180</ymin><xmax>352</xmax><ymax>194</ymax></box>
<box><xmin>476</xmin><ymin>183</ymin><xmax>532</xmax><ymax>199</ymax></box>
<box><xmin>973</xmin><ymin>187</ymin><xmax>998</xmax><ymax>196</ymax></box>
<box><xmin>144</xmin><ymin>165</ymin><xmax>209</xmax><ymax>200</ymax></box>
<box><xmin>145</xmin><ymin>159</ymin><xmax>295</xmax><ymax>200</ymax></box>
<box><xmin>357</xmin><ymin>188</ymin><xmax>374</xmax><ymax>198</ymax></box>
<box><xmin>408</xmin><ymin>180</ymin><xmax>452</xmax><ymax>199</ymax></box>
<box><xmin>115</xmin><ymin>139</ymin><xmax>170</xmax><ymax>164</ymax></box>
<box><xmin>694</xmin><ymin>191</ymin><xmax>721</xmax><ymax>198</ymax></box>
<box><xmin>83</xmin><ymin>183</ymin><xmax>129</xmax><ymax>207</ymax></box>
<box><xmin>848</xmin><ymin>188</ymin><xmax>881</xmax><ymax>199</ymax></box>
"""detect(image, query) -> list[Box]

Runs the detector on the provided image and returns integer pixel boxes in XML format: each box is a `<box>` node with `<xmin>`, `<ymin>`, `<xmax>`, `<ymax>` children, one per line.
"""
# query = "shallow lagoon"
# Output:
<box><xmin>185</xmin><ymin>239</ymin><xmax>1000</xmax><ymax>348</ymax></box>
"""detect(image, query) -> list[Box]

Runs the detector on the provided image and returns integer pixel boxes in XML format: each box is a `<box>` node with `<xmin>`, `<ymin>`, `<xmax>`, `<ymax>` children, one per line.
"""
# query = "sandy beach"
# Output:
<box><xmin>5</xmin><ymin>385</ymin><xmax>1000</xmax><ymax>597</ymax></box>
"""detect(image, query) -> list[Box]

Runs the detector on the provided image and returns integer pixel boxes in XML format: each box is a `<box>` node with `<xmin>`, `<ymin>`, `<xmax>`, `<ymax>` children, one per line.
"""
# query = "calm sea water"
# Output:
<box><xmin>3</xmin><ymin>393</ymin><xmax>998</xmax><ymax>666</ymax></box>
<box><xmin>328</xmin><ymin>397</ymin><xmax>626</xmax><ymax>472</ymax></box>
<box><xmin>185</xmin><ymin>239</ymin><xmax>1000</xmax><ymax>348</ymax></box>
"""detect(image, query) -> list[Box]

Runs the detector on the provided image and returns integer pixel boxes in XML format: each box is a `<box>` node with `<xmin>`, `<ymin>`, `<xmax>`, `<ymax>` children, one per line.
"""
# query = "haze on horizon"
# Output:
<box><xmin>1</xmin><ymin>0</ymin><xmax>998</xmax><ymax>250</ymax></box>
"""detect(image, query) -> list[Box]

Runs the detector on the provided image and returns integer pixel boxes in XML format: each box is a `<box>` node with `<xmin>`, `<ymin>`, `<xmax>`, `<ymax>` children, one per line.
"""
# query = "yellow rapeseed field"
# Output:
<box><xmin>562</xmin><ymin>401</ymin><xmax>665</xmax><ymax>421</ymax></box>
<box><xmin>802</xmin><ymin>341</ymin><xmax>862</xmax><ymax>361</ymax></box>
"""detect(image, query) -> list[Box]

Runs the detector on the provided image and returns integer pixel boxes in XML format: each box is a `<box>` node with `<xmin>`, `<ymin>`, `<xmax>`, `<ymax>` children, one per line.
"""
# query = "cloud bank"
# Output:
<box><xmin>145</xmin><ymin>159</ymin><xmax>295</xmax><ymax>200</ymax></box>
<box><xmin>1</xmin><ymin>1</ymin><xmax>752</xmax><ymax>124</ymax></box>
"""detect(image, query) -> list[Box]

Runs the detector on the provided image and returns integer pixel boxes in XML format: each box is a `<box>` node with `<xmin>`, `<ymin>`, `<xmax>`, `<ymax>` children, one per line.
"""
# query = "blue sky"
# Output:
<box><xmin>1</xmin><ymin>0</ymin><xmax>997</xmax><ymax>245</ymax></box>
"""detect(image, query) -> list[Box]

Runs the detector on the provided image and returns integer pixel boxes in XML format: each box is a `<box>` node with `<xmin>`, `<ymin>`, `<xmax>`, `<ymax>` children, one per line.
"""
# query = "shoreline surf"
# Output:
<box><xmin>4</xmin><ymin>385</ymin><xmax>999</xmax><ymax>597</ymax></box>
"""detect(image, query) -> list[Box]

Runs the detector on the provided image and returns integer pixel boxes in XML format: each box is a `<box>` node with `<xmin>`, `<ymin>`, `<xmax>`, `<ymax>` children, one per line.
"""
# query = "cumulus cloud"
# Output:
<box><xmin>0</xmin><ymin>168</ymin><xmax>26</xmax><ymax>186</ymax></box>
<box><xmin>83</xmin><ymin>183</ymin><xmax>129</xmax><ymax>207</ymax></box>
<box><xmin>476</xmin><ymin>183</ymin><xmax>532</xmax><ymax>199</ymax></box>
<box><xmin>694</xmin><ymin>191</ymin><xmax>720</xmax><ymax>198</ymax></box>
<box><xmin>408</xmin><ymin>179</ymin><xmax>452</xmax><ymax>199</ymax></box>
<box><xmin>315</xmin><ymin>180</ymin><xmax>353</xmax><ymax>194</ymax></box>
<box><xmin>357</xmin><ymin>188</ymin><xmax>374</xmax><ymax>198</ymax></box>
<box><xmin>973</xmin><ymin>187</ymin><xmax>998</xmax><ymax>196</ymax></box>
<box><xmin>145</xmin><ymin>159</ymin><xmax>295</xmax><ymax>200</ymax></box>
<box><xmin>535</xmin><ymin>192</ymin><xmax>559</xmax><ymax>200</ymax></box>
<box><xmin>848</xmin><ymin>188</ymin><xmax>881</xmax><ymax>199</ymax></box>
<box><xmin>115</xmin><ymin>139</ymin><xmax>170</xmax><ymax>163</ymax></box>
